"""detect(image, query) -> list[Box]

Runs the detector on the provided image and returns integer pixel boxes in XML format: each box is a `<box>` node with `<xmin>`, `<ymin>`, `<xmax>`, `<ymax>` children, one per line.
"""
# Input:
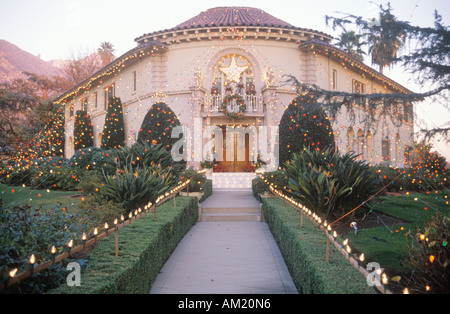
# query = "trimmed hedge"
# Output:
<box><xmin>199</xmin><ymin>179</ymin><xmax>212</xmax><ymax>203</ymax></box>
<box><xmin>261</xmin><ymin>196</ymin><xmax>376</xmax><ymax>294</ymax></box>
<box><xmin>49</xmin><ymin>196</ymin><xmax>198</xmax><ymax>294</ymax></box>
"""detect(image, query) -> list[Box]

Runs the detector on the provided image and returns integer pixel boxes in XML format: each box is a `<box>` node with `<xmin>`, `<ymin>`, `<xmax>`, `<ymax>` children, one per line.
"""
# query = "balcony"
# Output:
<box><xmin>204</xmin><ymin>95</ymin><xmax>264</xmax><ymax>115</ymax></box>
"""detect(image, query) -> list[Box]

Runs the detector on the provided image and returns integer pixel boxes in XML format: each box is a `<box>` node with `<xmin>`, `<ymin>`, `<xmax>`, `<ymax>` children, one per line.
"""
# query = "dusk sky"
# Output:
<box><xmin>1</xmin><ymin>0</ymin><xmax>449</xmax><ymax>159</ymax></box>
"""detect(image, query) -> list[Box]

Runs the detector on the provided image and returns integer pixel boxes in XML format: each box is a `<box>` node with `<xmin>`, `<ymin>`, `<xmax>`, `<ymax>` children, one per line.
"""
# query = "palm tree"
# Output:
<box><xmin>368</xmin><ymin>9</ymin><xmax>404</xmax><ymax>74</ymax></box>
<box><xmin>98</xmin><ymin>42</ymin><xmax>116</xmax><ymax>67</ymax></box>
<box><xmin>335</xmin><ymin>30</ymin><xmax>366</xmax><ymax>61</ymax></box>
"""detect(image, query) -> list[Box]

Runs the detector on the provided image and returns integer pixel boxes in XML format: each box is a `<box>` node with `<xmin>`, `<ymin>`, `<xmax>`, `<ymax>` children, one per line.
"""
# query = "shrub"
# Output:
<box><xmin>0</xmin><ymin>200</ymin><xmax>90</xmax><ymax>293</ymax></box>
<box><xmin>101</xmin><ymin>142</ymin><xmax>185</xmax><ymax>178</ymax></box>
<box><xmin>253</xmin><ymin>170</ymin><xmax>289</xmax><ymax>201</ymax></box>
<box><xmin>69</xmin><ymin>147</ymin><xmax>105</xmax><ymax>172</ymax></box>
<box><xmin>100</xmin><ymin>164</ymin><xmax>174</xmax><ymax>212</ymax></box>
<box><xmin>279</xmin><ymin>96</ymin><xmax>335</xmax><ymax>166</ymax></box>
<box><xmin>77</xmin><ymin>197</ymin><xmax>125</xmax><ymax>229</ymax></box>
<box><xmin>179</xmin><ymin>169</ymin><xmax>206</xmax><ymax>192</ymax></box>
<box><xmin>284</xmin><ymin>147</ymin><xmax>381</xmax><ymax>220</ymax></box>
<box><xmin>404</xmin><ymin>214</ymin><xmax>450</xmax><ymax>294</ymax></box>
<box><xmin>101</xmin><ymin>97</ymin><xmax>125</xmax><ymax>150</ymax></box>
<box><xmin>137</xmin><ymin>102</ymin><xmax>182</xmax><ymax>152</ymax></box>
<box><xmin>73</xmin><ymin>110</ymin><xmax>94</xmax><ymax>151</ymax></box>
<box><xmin>31</xmin><ymin>164</ymin><xmax>80</xmax><ymax>191</ymax></box>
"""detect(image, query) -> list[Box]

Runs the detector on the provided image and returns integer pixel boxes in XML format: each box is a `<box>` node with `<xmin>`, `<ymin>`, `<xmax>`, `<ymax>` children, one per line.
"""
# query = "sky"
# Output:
<box><xmin>1</xmin><ymin>0</ymin><xmax>449</xmax><ymax>159</ymax></box>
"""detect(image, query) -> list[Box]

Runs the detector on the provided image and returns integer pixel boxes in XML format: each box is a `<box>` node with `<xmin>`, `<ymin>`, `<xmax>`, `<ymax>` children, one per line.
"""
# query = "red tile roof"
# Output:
<box><xmin>175</xmin><ymin>6</ymin><xmax>294</xmax><ymax>29</ymax></box>
<box><xmin>135</xmin><ymin>6</ymin><xmax>332</xmax><ymax>43</ymax></box>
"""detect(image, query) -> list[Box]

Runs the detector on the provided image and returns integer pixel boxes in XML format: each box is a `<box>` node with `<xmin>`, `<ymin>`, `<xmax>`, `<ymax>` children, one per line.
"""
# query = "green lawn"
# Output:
<box><xmin>0</xmin><ymin>184</ymin><xmax>83</xmax><ymax>212</ymax></box>
<box><xmin>343</xmin><ymin>191</ymin><xmax>450</xmax><ymax>274</ymax></box>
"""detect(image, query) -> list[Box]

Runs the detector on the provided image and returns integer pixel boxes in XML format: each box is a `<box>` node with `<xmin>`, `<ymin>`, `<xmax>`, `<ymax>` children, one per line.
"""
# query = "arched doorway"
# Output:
<box><xmin>215</xmin><ymin>125</ymin><xmax>256</xmax><ymax>172</ymax></box>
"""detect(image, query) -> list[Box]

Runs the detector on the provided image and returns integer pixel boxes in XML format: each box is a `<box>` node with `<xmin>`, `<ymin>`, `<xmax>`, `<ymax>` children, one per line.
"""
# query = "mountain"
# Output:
<box><xmin>0</xmin><ymin>39</ymin><xmax>62</xmax><ymax>83</ymax></box>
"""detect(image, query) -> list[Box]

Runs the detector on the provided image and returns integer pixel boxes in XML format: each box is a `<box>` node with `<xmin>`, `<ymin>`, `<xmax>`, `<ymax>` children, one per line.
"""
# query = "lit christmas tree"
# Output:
<box><xmin>73</xmin><ymin>110</ymin><xmax>94</xmax><ymax>151</ymax></box>
<box><xmin>137</xmin><ymin>102</ymin><xmax>181</xmax><ymax>151</ymax></box>
<box><xmin>101</xmin><ymin>97</ymin><xmax>125</xmax><ymax>149</ymax></box>
<box><xmin>279</xmin><ymin>96</ymin><xmax>335</xmax><ymax>166</ymax></box>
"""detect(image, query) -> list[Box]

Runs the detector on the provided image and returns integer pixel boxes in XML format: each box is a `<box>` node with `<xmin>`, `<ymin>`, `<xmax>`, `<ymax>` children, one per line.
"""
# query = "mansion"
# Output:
<box><xmin>55</xmin><ymin>7</ymin><xmax>414</xmax><ymax>172</ymax></box>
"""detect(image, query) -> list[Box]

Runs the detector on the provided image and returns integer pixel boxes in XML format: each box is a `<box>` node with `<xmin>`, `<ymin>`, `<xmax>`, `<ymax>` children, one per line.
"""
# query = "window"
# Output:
<box><xmin>347</xmin><ymin>127</ymin><xmax>354</xmax><ymax>153</ymax></box>
<box><xmin>81</xmin><ymin>97</ymin><xmax>88</xmax><ymax>112</ymax></box>
<box><xmin>132</xmin><ymin>71</ymin><xmax>137</xmax><ymax>91</ymax></box>
<box><xmin>382</xmin><ymin>139</ymin><xmax>391</xmax><ymax>162</ymax></box>
<box><xmin>403</xmin><ymin>103</ymin><xmax>412</xmax><ymax>123</ymax></box>
<box><xmin>104</xmin><ymin>84</ymin><xmax>115</xmax><ymax>110</ymax></box>
<box><xmin>332</xmin><ymin>69</ymin><xmax>338</xmax><ymax>90</ymax></box>
<box><xmin>69</xmin><ymin>104</ymin><xmax>74</xmax><ymax>117</ymax></box>
<box><xmin>93</xmin><ymin>92</ymin><xmax>98</xmax><ymax>109</ymax></box>
<box><xmin>352</xmin><ymin>79</ymin><xmax>365</xmax><ymax>94</ymax></box>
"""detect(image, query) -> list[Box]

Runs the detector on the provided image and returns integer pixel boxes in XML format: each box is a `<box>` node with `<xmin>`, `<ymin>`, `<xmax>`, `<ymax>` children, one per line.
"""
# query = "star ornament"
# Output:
<box><xmin>219</xmin><ymin>56</ymin><xmax>248</xmax><ymax>83</ymax></box>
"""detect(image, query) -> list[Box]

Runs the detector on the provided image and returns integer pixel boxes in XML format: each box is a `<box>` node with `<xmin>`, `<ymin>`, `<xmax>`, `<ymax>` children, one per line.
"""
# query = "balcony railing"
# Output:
<box><xmin>205</xmin><ymin>95</ymin><xmax>264</xmax><ymax>114</ymax></box>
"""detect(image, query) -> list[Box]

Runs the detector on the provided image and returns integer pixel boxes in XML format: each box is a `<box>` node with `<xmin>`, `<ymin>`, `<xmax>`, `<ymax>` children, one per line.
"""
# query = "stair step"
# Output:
<box><xmin>202</xmin><ymin>207</ymin><xmax>260</xmax><ymax>214</ymax></box>
<box><xmin>209</xmin><ymin>172</ymin><xmax>256</xmax><ymax>191</ymax></box>
<box><xmin>201</xmin><ymin>212</ymin><xmax>261</xmax><ymax>222</ymax></box>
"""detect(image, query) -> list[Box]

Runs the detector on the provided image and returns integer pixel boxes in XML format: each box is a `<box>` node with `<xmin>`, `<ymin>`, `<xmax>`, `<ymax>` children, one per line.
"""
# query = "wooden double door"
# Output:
<box><xmin>217</xmin><ymin>125</ymin><xmax>252</xmax><ymax>172</ymax></box>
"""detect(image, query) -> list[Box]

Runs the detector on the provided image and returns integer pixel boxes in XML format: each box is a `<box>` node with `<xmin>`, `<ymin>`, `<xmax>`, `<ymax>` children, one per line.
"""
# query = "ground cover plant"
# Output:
<box><xmin>339</xmin><ymin>191</ymin><xmax>449</xmax><ymax>293</ymax></box>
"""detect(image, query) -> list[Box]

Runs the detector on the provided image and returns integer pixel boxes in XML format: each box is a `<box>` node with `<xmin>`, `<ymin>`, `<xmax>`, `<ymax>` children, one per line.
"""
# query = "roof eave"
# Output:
<box><xmin>299</xmin><ymin>39</ymin><xmax>413</xmax><ymax>95</ymax></box>
<box><xmin>54</xmin><ymin>41</ymin><xmax>167</xmax><ymax>105</ymax></box>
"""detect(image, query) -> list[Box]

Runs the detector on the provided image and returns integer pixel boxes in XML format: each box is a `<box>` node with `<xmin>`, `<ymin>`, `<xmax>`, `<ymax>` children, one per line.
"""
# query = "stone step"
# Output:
<box><xmin>201</xmin><ymin>212</ymin><xmax>261</xmax><ymax>222</ymax></box>
<box><xmin>209</xmin><ymin>172</ymin><xmax>256</xmax><ymax>191</ymax></box>
<box><xmin>202</xmin><ymin>206</ymin><xmax>260</xmax><ymax>214</ymax></box>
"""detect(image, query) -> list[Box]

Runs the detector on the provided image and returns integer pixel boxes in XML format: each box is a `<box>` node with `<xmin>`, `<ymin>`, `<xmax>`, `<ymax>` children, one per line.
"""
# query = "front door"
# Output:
<box><xmin>219</xmin><ymin>125</ymin><xmax>252</xmax><ymax>172</ymax></box>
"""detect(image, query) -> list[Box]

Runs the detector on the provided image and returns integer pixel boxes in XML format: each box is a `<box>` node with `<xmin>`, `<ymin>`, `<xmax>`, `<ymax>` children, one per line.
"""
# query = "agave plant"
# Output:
<box><xmin>100</xmin><ymin>142</ymin><xmax>185</xmax><ymax>177</ymax></box>
<box><xmin>101</xmin><ymin>164</ymin><xmax>175</xmax><ymax>211</ymax></box>
<box><xmin>284</xmin><ymin>147</ymin><xmax>381</xmax><ymax>220</ymax></box>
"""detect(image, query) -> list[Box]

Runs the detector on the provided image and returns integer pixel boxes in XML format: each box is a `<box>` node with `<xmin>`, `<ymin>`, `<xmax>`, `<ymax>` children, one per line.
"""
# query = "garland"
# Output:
<box><xmin>221</xmin><ymin>94</ymin><xmax>246</xmax><ymax>119</ymax></box>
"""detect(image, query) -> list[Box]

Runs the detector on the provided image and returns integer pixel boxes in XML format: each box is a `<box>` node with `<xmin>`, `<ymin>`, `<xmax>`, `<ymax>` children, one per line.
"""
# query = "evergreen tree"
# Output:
<box><xmin>279</xmin><ymin>96</ymin><xmax>335</xmax><ymax>166</ymax></box>
<box><xmin>101</xmin><ymin>96</ymin><xmax>125</xmax><ymax>149</ymax></box>
<box><xmin>73</xmin><ymin>110</ymin><xmax>94</xmax><ymax>151</ymax></box>
<box><xmin>137</xmin><ymin>102</ymin><xmax>181</xmax><ymax>151</ymax></box>
<box><xmin>36</xmin><ymin>106</ymin><xmax>65</xmax><ymax>157</ymax></box>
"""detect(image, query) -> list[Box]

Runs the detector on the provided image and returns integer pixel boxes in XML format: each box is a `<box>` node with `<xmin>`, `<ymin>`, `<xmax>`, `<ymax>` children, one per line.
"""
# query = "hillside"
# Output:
<box><xmin>0</xmin><ymin>39</ymin><xmax>61</xmax><ymax>83</ymax></box>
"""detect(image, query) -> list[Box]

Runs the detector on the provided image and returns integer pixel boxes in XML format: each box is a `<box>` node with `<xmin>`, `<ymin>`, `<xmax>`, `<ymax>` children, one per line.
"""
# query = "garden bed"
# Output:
<box><xmin>261</xmin><ymin>196</ymin><xmax>376</xmax><ymax>294</ymax></box>
<box><xmin>48</xmin><ymin>196</ymin><xmax>198</xmax><ymax>294</ymax></box>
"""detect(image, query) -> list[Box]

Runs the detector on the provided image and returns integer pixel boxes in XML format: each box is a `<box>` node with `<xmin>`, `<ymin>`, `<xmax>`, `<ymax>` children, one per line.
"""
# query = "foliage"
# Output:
<box><xmin>68</xmin><ymin>146</ymin><xmax>105</xmax><ymax>172</ymax></box>
<box><xmin>243</xmin><ymin>165</ymin><xmax>255</xmax><ymax>172</ymax></box>
<box><xmin>261</xmin><ymin>197</ymin><xmax>375</xmax><ymax>294</ymax></box>
<box><xmin>334</xmin><ymin>30</ymin><xmax>366</xmax><ymax>61</ymax></box>
<box><xmin>43</xmin><ymin>106</ymin><xmax>65</xmax><ymax>157</ymax></box>
<box><xmin>101</xmin><ymin>97</ymin><xmax>125</xmax><ymax>150</ymax></box>
<box><xmin>0</xmin><ymin>199</ymin><xmax>90</xmax><ymax>293</ymax></box>
<box><xmin>284</xmin><ymin>147</ymin><xmax>381</xmax><ymax>220</ymax></box>
<box><xmin>100</xmin><ymin>164</ymin><xmax>174</xmax><ymax>212</ymax></box>
<box><xmin>179</xmin><ymin>169</ymin><xmax>206</xmax><ymax>193</ymax></box>
<box><xmin>221</xmin><ymin>94</ymin><xmax>246</xmax><ymax>119</ymax></box>
<box><xmin>73</xmin><ymin>110</ymin><xmax>94</xmax><ymax>151</ymax></box>
<box><xmin>200</xmin><ymin>159</ymin><xmax>217</xmax><ymax>169</ymax></box>
<box><xmin>77</xmin><ymin>197</ymin><xmax>125</xmax><ymax>229</ymax></box>
<box><xmin>253</xmin><ymin>170</ymin><xmax>289</xmax><ymax>201</ymax></box>
<box><xmin>100</xmin><ymin>141</ymin><xmax>185</xmax><ymax>178</ymax></box>
<box><xmin>325</xmin><ymin>5</ymin><xmax>450</xmax><ymax>141</ymax></box>
<box><xmin>279</xmin><ymin>96</ymin><xmax>335</xmax><ymax>166</ymax></box>
<box><xmin>137</xmin><ymin>102</ymin><xmax>182</xmax><ymax>152</ymax></box>
<box><xmin>404</xmin><ymin>214</ymin><xmax>450</xmax><ymax>294</ymax></box>
<box><xmin>49</xmin><ymin>197</ymin><xmax>198</xmax><ymax>294</ymax></box>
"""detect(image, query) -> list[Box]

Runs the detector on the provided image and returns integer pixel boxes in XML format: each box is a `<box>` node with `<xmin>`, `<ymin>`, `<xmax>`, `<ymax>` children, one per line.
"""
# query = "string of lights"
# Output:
<box><xmin>0</xmin><ymin>179</ymin><xmax>190</xmax><ymax>291</ymax></box>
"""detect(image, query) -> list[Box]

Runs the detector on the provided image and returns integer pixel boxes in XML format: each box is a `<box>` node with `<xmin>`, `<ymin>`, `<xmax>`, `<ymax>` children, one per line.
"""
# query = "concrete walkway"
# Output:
<box><xmin>150</xmin><ymin>191</ymin><xmax>298</xmax><ymax>294</ymax></box>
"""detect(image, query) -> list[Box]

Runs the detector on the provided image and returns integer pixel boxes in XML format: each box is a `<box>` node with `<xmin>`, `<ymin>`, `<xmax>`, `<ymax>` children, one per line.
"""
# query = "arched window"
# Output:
<box><xmin>382</xmin><ymin>137</ymin><xmax>391</xmax><ymax>162</ymax></box>
<box><xmin>347</xmin><ymin>127</ymin><xmax>354</xmax><ymax>153</ymax></box>
<box><xmin>366</xmin><ymin>131</ymin><xmax>373</xmax><ymax>163</ymax></box>
<box><xmin>212</xmin><ymin>54</ymin><xmax>254</xmax><ymax>96</ymax></box>
<box><xmin>357</xmin><ymin>129</ymin><xmax>364</xmax><ymax>160</ymax></box>
<box><xmin>394</xmin><ymin>133</ymin><xmax>401</xmax><ymax>164</ymax></box>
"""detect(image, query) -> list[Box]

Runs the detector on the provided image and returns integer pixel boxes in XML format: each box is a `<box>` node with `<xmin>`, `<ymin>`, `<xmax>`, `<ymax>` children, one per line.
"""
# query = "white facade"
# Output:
<box><xmin>57</xmin><ymin>7</ymin><xmax>413</xmax><ymax>170</ymax></box>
